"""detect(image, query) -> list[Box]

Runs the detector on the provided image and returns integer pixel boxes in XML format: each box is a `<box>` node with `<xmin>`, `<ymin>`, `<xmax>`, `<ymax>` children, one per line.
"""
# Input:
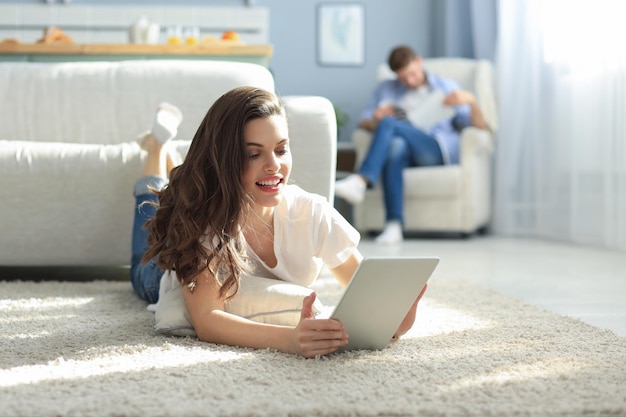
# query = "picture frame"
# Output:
<box><xmin>317</xmin><ymin>3</ymin><xmax>365</xmax><ymax>67</ymax></box>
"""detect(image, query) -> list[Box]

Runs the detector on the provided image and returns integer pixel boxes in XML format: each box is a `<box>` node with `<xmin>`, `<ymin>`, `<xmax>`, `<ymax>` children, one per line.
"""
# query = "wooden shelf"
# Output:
<box><xmin>0</xmin><ymin>43</ymin><xmax>273</xmax><ymax>66</ymax></box>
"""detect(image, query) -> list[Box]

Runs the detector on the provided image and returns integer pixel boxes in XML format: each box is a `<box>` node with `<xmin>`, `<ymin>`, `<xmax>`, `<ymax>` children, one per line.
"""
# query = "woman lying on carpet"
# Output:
<box><xmin>130</xmin><ymin>87</ymin><xmax>427</xmax><ymax>358</ymax></box>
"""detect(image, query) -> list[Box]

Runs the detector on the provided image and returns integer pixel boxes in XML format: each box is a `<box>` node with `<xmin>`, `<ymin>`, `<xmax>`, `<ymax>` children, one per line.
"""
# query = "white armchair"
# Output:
<box><xmin>351</xmin><ymin>58</ymin><xmax>498</xmax><ymax>236</ymax></box>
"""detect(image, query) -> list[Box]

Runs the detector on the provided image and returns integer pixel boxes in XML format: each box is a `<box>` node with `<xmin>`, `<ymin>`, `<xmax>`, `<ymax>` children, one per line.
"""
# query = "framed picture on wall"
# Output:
<box><xmin>317</xmin><ymin>3</ymin><xmax>365</xmax><ymax>67</ymax></box>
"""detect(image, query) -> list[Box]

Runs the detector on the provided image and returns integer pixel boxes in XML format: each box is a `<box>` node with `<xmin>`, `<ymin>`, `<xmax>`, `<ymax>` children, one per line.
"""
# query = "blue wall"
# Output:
<box><xmin>258</xmin><ymin>0</ymin><xmax>433</xmax><ymax>141</ymax></box>
<box><xmin>1</xmin><ymin>0</ymin><xmax>436</xmax><ymax>141</ymax></box>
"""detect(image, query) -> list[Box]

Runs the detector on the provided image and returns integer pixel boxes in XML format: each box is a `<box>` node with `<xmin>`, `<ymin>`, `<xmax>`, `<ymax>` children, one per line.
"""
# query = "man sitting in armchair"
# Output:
<box><xmin>335</xmin><ymin>45</ymin><xmax>488</xmax><ymax>244</ymax></box>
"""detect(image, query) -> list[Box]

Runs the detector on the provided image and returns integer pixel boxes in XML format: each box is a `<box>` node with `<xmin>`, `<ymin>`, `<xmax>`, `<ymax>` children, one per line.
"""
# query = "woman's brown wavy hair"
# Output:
<box><xmin>142</xmin><ymin>86</ymin><xmax>286</xmax><ymax>300</ymax></box>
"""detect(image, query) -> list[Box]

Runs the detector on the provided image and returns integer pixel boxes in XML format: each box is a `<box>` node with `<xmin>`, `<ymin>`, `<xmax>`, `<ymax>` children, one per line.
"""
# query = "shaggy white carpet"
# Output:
<box><xmin>1</xmin><ymin>276</ymin><xmax>625</xmax><ymax>417</ymax></box>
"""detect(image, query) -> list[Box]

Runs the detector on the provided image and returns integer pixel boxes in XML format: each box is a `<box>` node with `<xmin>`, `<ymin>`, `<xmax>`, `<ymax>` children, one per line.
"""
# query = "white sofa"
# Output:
<box><xmin>0</xmin><ymin>60</ymin><xmax>337</xmax><ymax>266</ymax></box>
<box><xmin>351</xmin><ymin>58</ymin><xmax>498</xmax><ymax>236</ymax></box>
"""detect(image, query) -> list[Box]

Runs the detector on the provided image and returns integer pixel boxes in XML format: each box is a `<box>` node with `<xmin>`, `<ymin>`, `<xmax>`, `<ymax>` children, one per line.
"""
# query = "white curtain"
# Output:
<box><xmin>493</xmin><ymin>0</ymin><xmax>626</xmax><ymax>251</ymax></box>
<box><xmin>431</xmin><ymin>0</ymin><xmax>497</xmax><ymax>61</ymax></box>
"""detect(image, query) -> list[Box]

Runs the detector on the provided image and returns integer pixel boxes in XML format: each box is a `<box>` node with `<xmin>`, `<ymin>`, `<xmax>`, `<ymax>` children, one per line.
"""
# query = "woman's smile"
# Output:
<box><xmin>256</xmin><ymin>175</ymin><xmax>284</xmax><ymax>192</ymax></box>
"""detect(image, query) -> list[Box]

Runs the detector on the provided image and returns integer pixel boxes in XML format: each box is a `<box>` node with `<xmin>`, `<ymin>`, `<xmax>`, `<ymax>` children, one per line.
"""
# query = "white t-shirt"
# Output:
<box><xmin>242</xmin><ymin>184</ymin><xmax>360</xmax><ymax>287</ymax></box>
<box><xmin>150</xmin><ymin>185</ymin><xmax>358</xmax><ymax>314</ymax></box>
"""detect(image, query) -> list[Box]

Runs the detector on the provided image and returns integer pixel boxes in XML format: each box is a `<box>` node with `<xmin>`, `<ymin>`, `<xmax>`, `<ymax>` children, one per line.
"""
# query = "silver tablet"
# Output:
<box><xmin>329</xmin><ymin>256</ymin><xmax>439</xmax><ymax>352</ymax></box>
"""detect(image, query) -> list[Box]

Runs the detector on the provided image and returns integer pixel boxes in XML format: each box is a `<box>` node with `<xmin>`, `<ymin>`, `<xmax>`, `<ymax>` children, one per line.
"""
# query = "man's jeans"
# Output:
<box><xmin>358</xmin><ymin>117</ymin><xmax>444</xmax><ymax>224</ymax></box>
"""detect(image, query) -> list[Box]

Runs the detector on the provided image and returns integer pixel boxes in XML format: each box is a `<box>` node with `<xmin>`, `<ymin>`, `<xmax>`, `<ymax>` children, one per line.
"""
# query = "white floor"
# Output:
<box><xmin>358</xmin><ymin>235</ymin><xmax>626</xmax><ymax>337</ymax></box>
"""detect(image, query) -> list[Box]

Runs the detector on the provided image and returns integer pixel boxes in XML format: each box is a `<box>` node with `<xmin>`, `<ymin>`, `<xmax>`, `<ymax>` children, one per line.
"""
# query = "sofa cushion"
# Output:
<box><xmin>403</xmin><ymin>165</ymin><xmax>462</xmax><ymax>197</ymax></box>
<box><xmin>0</xmin><ymin>139</ymin><xmax>194</xmax><ymax>266</ymax></box>
<box><xmin>0</xmin><ymin>140</ymin><xmax>142</xmax><ymax>265</ymax></box>
<box><xmin>0</xmin><ymin>60</ymin><xmax>275</xmax><ymax>145</ymax></box>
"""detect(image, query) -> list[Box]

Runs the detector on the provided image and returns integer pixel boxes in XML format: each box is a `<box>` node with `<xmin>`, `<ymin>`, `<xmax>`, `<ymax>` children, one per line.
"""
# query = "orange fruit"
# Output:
<box><xmin>221</xmin><ymin>30</ymin><xmax>240</xmax><ymax>41</ymax></box>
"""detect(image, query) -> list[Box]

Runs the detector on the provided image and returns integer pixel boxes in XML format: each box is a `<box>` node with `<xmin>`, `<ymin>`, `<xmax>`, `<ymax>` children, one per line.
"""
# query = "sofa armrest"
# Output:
<box><xmin>458</xmin><ymin>127</ymin><xmax>494</xmax><ymax>228</ymax></box>
<box><xmin>459</xmin><ymin>127</ymin><xmax>493</xmax><ymax>193</ymax></box>
<box><xmin>460</xmin><ymin>127</ymin><xmax>494</xmax><ymax>165</ymax></box>
<box><xmin>282</xmin><ymin>96</ymin><xmax>337</xmax><ymax>201</ymax></box>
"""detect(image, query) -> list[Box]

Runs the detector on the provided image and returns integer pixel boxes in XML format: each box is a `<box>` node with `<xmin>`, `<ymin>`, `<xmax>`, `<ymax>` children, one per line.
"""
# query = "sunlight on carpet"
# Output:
<box><xmin>445</xmin><ymin>356</ymin><xmax>595</xmax><ymax>391</ymax></box>
<box><xmin>0</xmin><ymin>296</ymin><xmax>94</xmax><ymax>310</ymax></box>
<box><xmin>407</xmin><ymin>300</ymin><xmax>496</xmax><ymax>337</ymax></box>
<box><xmin>1</xmin><ymin>343</ymin><xmax>251</xmax><ymax>388</ymax></box>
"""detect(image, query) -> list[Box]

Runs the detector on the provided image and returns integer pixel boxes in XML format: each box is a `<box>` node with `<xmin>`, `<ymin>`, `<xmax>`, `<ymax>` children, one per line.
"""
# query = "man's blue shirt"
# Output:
<box><xmin>358</xmin><ymin>72</ymin><xmax>471</xmax><ymax>164</ymax></box>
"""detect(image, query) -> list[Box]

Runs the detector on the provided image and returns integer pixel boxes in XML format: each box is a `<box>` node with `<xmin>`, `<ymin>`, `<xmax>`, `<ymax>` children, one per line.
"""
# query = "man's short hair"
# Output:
<box><xmin>388</xmin><ymin>45</ymin><xmax>417</xmax><ymax>72</ymax></box>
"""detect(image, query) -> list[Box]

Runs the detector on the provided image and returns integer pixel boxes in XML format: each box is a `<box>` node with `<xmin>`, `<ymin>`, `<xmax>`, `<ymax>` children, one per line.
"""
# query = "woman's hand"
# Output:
<box><xmin>291</xmin><ymin>293</ymin><xmax>349</xmax><ymax>358</ymax></box>
<box><xmin>393</xmin><ymin>283</ymin><xmax>428</xmax><ymax>339</ymax></box>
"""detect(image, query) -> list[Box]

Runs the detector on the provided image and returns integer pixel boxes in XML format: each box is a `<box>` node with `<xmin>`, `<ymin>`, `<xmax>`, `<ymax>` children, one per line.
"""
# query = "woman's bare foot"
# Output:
<box><xmin>141</xmin><ymin>133</ymin><xmax>168</xmax><ymax>178</ymax></box>
<box><xmin>141</xmin><ymin>133</ymin><xmax>181</xmax><ymax>179</ymax></box>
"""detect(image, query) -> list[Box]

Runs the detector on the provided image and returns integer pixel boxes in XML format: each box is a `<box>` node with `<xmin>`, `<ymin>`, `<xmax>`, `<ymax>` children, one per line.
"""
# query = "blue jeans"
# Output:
<box><xmin>130</xmin><ymin>176</ymin><xmax>167</xmax><ymax>303</ymax></box>
<box><xmin>358</xmin><ymin>117</ymin><xmax>444</xmax><ymax>224</ymax></box>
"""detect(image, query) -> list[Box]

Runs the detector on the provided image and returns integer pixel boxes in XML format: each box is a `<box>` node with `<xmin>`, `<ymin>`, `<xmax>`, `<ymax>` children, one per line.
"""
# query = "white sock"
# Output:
<box><xmin>375</xmin><ymin>221</ymin><xmax>403</xmax><ymax>244</ymax></box>
<box><xmin>151</xmin><ymin>102</ymin><xmax>183</xmax><ymax>144</ymax></box>
<box><xmin>334</xmin><ymin>174</ymin><xmax>367</xmax><ymax>204</ymax></box>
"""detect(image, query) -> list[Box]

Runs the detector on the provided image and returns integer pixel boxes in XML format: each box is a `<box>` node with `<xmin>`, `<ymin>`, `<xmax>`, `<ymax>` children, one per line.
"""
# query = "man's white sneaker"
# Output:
<box><xmin>334</xmin><ymin>174</ymin><xmax>366</xmax><ymax>204</ymax></box>
<box><xmin>375</xmin><ymin>221</ymin><xmax>403</xmax><ymax>245</ymax></box>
